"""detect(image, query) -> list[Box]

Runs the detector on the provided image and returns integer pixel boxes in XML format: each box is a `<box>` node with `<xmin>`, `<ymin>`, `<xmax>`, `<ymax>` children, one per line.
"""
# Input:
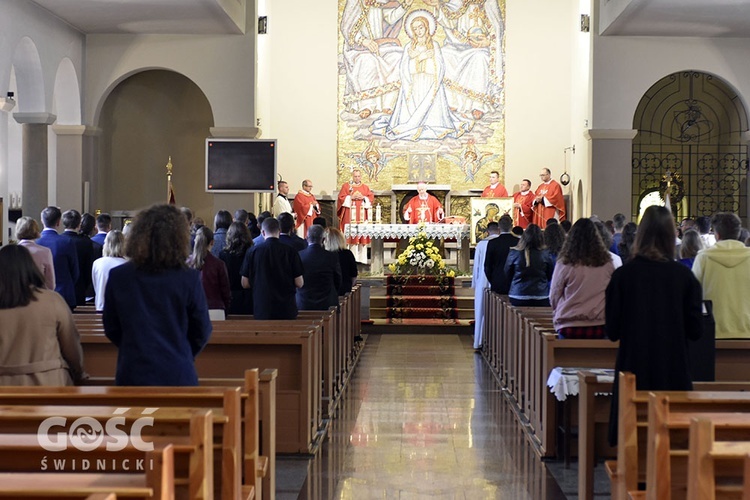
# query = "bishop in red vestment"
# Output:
<box><xmin>403</xmin><ymin>183</ymin><xmax>445</xmax><ymax>224</ymax></box>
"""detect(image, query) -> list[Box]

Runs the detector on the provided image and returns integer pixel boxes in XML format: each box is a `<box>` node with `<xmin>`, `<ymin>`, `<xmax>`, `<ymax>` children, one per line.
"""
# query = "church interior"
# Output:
<box><xmin>2</xmin><ymin>0</ymin><xmax>750</xmax><ymax>498</ymax></box>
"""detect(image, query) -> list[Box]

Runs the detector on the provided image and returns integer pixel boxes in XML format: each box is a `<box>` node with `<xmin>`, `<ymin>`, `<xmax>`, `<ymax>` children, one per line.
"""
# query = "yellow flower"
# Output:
<box><xmin>388</xmin><ymin>263</ymin><xmax>396</xmax><ymax>272</ymax></box>
<box><xmin>439</xmin><ymin>261</ymin><xmax>446</xmax><ymax>269</ymax></box>
<box><xmin>431</xmin><ymin>254</ymin><xmax>439</xmax><ymax>261</ymax></box>
<box><xmin>426</xmin><ymin>241</ymin><xmax>433</xmax><ymax>247</ymax></box>
<box><xmin>418</xmin><ymin>231</ymin><xmax>427</xmax><ymax>238</ymax></box>
<box><xmin>447</xmin><ymin>270</ymin><xmax>455</xmax><ymax>277</ymax></box>
<box><xmin>416</xmin><ymin>244</ymin><xmax>423</xmax><ymax>250</ymax></box>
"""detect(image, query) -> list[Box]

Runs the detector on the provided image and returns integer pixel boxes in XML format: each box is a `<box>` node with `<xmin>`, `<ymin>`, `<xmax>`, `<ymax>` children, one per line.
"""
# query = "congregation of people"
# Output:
<box><xmin>0</xmin><ymin>186</ymin><xmax>359</xmax><ymax>387</ymax></box>
<box><xmin>4</xmin><ymin>165</ymin><xmax>750</xmax><ymax>419</ymax></box>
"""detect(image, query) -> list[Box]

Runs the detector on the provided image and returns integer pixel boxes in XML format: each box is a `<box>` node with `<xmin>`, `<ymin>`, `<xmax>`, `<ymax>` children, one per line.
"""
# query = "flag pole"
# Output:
<box><xmin>166</xmin><ymin>156</ymin><xmax>175</xmax><ymax>204</ymax></box>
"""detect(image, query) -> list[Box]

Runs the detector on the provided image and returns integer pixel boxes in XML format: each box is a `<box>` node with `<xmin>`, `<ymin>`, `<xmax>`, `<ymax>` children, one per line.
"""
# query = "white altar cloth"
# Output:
<box><xmin>344</xmin><ymin>223</ymin><xmax>470</xmax><ymax>241</ymax></box>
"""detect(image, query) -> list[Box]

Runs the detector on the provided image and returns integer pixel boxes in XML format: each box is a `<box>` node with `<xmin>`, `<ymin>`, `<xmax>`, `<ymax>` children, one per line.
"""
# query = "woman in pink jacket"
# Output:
<box><xmin>549</xmin><ymin>218</ymin><xmax>615</xmax><ymax>339</ymax></box>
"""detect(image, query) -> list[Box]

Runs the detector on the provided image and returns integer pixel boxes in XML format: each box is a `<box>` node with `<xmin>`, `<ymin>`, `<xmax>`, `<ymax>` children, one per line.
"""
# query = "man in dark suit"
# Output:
<box><xmin>484</xmin><ymin>215</ymin><xmax>519</xmax><ymax>295</ymax></box>
<box><xmin>297</xmin><ymin>224</ymin><xmax>341</xmax><ymax>311</ymax></box>
<box><xmin>61</xmin><ymin>209</ymin><xmax>97</xmax><ymax>306</ymax></box>
<box><xmin>91</xmin><ymin>213</ymin><xmax>111</xmax><ymax>247</ymax></box>
<box><xmin>240</xmin><ymin>217</ymin><xmax>304</xmax><ymax>320</ymax></box>
<box><xmin>37</xmin><ymin>206</ymin><xmax>80</xmax><ymax>310</ymax></box>
<box><xmin>278</xmin><ymin>212</ymin><xmax>307</xmax><ymax>252</ymax></box>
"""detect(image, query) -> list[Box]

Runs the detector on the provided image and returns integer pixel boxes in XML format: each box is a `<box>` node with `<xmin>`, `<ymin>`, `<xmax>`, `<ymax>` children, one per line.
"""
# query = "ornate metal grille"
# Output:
<box><xmin>632</xmin><ymin>71</ymin><xmax>749</xmax><ymax>225</ymax></box>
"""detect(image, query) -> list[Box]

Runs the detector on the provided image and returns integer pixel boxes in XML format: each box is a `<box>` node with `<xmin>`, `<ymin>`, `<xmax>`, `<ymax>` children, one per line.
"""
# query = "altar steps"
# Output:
<box><xmin>364</xmin><ymin>275</ymin><xmax>474</xmax><ymax>333</ymax></box>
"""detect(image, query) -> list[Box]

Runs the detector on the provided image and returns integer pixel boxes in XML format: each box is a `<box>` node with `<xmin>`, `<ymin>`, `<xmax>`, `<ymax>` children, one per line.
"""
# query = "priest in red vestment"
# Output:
<box><xmin>532</xmin><ymin>168</ymin><xmax>566</xmax><ymax>229</ymax></box>
<box><xmin>337</xmin><ymin>169</ymin><xmax>375</xmax><ymax>262</ymax></box>
<box><xmin>403</xmin><ymin>182</ymin><xmax>445</xmax><ymax>224</ymax></box>
<box><xmin>513</xmin><ymin>178</ymin><xmax>535</xmax><ymax>229</ymax></box>
<box><xmin>293</xmin><ymin>179</ymin><xmax>320</xmax><ymax>237</ymax></box>
<box><xmin>481</xmin><ymin>170</ymin><xmax>508</xmax><ymax>198</ymax></box>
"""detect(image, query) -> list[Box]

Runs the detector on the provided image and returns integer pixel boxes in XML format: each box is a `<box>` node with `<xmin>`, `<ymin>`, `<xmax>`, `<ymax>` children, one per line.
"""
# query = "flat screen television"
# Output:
<box><xmin>205</xmin><ymin>138</ymin><xmax>276</xmax><ymax>193</ymax></box>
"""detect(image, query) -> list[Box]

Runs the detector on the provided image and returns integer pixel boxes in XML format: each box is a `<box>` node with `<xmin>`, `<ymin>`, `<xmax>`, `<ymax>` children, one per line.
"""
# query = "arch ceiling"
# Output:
<box><xmin>27</xmin><ymin>0</ymin><xmax>246</xmax><ymax>34</ymax></box>
<box><xmin>600</xmin><ymin>0</ymin><xmax>750</xmax><ymax>37</ymax></box>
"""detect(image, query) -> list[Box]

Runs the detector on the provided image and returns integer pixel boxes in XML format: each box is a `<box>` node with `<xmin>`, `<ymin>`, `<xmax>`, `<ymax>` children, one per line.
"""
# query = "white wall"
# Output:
<box><xmin>260</xmin><ymin>0</ymin><xmax>339</xmax><ymax>197</ymax></box>
<box><xmin>504</xmin><ymin>0</ymin><xmax>580</xmax><ymax>201</ymax></box>
<box><xmin>0</xmin><ymin>0</ymin><xmax>85</xmax><ymax>243</ymax></box>
<box><xmin>592</xmin><ymin>36</ymin><xmax>750</xmax><ymax>129</ymax></box>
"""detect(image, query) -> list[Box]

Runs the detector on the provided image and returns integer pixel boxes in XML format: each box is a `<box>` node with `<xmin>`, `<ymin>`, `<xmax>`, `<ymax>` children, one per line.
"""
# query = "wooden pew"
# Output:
<box><xmin>0</xmin><ymin>375</ymin><xmax>273</xmax><ymax>500</ymax></box>
<box><xmin>76</xmin><ymin>369</ymin><xmax>277</xmax><ymax>500</ymax></box>
<box><xmin>610</xmin><ymin>372</ymin><xmax>750</xmax><ymax>500</ymax></box>
<box><xmin>78</xmin><ymin>325</ymin><xmax>316</xmax><ymax>455</ymax></box>
<box><xmin>647</xmin><ymin>394</ymin><xmax>750</xmax><ymax>499</ymax></box>
<box><xmin>688</xmin><ymin>418</ymin><xmax>750</xmax><ymax>500</ymax></box>
<box><xmin>75</xmin><ymin>284</ymin><xmax>362</xmax><ymax>427</ymax></box>
<box><xmin>0</xmin><ymin>445</ymin><xmax>173</xmax><ymax>499</ymax></box>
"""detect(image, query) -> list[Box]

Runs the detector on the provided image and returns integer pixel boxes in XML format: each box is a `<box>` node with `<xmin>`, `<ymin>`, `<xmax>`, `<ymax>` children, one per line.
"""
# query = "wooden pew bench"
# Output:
<box><xmin>75</xmin><ymin>370</ymin><xmax>277</xmax><ymax>500</ymax></box>
<box><xmin>687</xmin><ymin>417</ymin><xmax>750</xmax><ymax>499</ymax></box>
<box><xmin>0</xmin><ymin>376</ymin><xmax>268</xmax><ymax>500</ymax></box>
<box><xmin>75</xmin><ymin>310</ymin><xmax>329</xmax><ymax>448</ymax></box>
<box><xmin>0</xmin><ymin>445</ymin><xmax>173</xmax><ymax>499</ymax></box>
<box><xmin>646</xmin><ymin>394</ymin><xmax>750</xmax><ymax>499</ymax></box>
<box><xmin>609</xmin><ymin>372</ymin><xmax>750</xmax><ymax>500</ymax></box>
<box><xmin>0</xmin><ymin>407</ymin><xmax>206</xmax><ymax>500</ymax></box>
<box><xmin>79</xmin><ymin>326</ymin><xmax>316</xmax><ymax>455</ymax></box>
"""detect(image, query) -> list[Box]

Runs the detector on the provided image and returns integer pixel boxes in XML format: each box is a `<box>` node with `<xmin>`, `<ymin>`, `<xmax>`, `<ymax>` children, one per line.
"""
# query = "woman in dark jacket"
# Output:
<box><xmin>503</xmin><ymin>224</ymin><xmax>556</xmax><ymax>306</ymax></box>
<box><xmin>103</xmin><ymin>204</ymin><xmax>212</xmax><ymax>386</ymax></box>
<box><xmin>219</xmin><ymin>221</ymin><xmax>254</xmax><ymax>314</ymax></box>
<box><xmin>325</xmin><ymin>227</ymin><xmax>358</xmax><ymax>296</ymax></box>
<box><xmin>605</xmin><ymin>205</ymin><xmax>703</xmax><ymax>445</ymax></box>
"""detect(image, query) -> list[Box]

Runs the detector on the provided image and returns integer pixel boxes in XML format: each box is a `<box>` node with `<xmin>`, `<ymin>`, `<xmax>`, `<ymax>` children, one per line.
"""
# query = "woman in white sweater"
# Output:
<box><xmin>92</xmin><ymin>230</ymin><xmax>127</xmax><ymax>311</ymax></box>
<box><xmin>549</xmin><ymin>218</ymin><xmax>615</xmax><ymax>339</ymax></box>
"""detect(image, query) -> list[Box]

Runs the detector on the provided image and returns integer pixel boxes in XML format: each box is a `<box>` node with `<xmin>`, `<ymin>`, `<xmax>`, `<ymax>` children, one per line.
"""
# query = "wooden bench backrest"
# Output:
<box><xmin>617</xmin><ymin>371</ymin><xmax>750</xmax><ymax>500</ymax></box>
<box><xmin>686</xmin><ymin>417</ymin><xmax>750</xmax><ymax>500</ymax></box>
<box><xmin>0</xmin><ymin>433</ymin><xmax>175</xmax><ymax>499</ymax></box>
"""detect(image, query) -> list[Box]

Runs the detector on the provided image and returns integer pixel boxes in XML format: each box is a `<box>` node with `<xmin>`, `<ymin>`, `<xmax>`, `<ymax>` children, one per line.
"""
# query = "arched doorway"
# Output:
<box><xmin>632</xmin><ymin>71</ymin><xmax>749</xmax><ymax>225</ymax></box>
<box><xmin>97</xmin><ymin>70</ymin><xmax>214</xmax><ymax>218</ymax></box>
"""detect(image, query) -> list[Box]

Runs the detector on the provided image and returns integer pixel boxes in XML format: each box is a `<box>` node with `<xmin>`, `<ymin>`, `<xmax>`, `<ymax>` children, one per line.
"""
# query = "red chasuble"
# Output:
<box><xmin>403</xmin><ymin>194</ymin><xmax>445</xmax><ymax>224</ymax></box>
<box><xmin>532</xmin><ymin>180</ymin><xmax>566</xmax><ymax>228</ymax></box>
<box><xmin>512</xmin><ymin>190</ymin><xmax>535</xmax><ymax>229</ymax></box>
<box><xmin>292</xmin><ymin>190</ymin><xmax>319</xmax><ymax>237</ymax></box>
<box><xmin>481</xmin><ymin>184</ymin><xmax>508</xmax><ymax>198</ymax></box>
<box><xmin>337</xmin><ymin>181</ymin><xmax>375</xmax><ymax>244</ymax></box>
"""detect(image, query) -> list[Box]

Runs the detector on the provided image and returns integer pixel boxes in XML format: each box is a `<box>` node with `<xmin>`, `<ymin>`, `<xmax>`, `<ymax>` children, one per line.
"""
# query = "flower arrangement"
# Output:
<box><xmin>388</xmin><ymin>223</ymin><xmax>456</xmax><ymax>277</ymax></box>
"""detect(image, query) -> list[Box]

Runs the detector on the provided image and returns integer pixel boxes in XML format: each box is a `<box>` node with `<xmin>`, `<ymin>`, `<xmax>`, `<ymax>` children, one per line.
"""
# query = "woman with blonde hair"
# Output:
<box><xmin>219</xmin><ymin>221</ymin><xmax>254</xmax><ymax>314</ymax></box>
<box><xmin>325</xmin><ymin>227</ymin><xmax>358</xmax><ymax>296</ymax></box>
<box><xmin>91</xmin><ymin>230</ymin><xmax>127</xmax><ymax>312</ymax></box>
<box><xmin>15</xmin><ymin>216</ymin><xmax>55</xmax><ymax>290</ymax></box>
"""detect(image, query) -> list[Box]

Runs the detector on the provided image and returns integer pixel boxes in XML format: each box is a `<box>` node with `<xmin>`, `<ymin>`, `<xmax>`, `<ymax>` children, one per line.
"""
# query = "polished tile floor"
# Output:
<box><xmin>295</xmin><ymin>333</ymin><xmax>568</xmax><ymax>499</ymax></box>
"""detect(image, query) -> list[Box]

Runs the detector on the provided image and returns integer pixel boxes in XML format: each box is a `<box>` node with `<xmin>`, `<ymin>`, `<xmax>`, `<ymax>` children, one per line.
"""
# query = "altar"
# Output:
<box><xmin>344</xmin><ymin>223</ymin><xmax>471</xmax><ymax>275</ymax></box>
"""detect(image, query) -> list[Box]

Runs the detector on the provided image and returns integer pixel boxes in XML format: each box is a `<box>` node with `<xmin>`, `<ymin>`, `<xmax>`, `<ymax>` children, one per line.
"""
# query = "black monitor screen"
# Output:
<box><xmin>205</xmin><ymin>139</ymin><xmax>276</xmax><ymax>193</ymax></box>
